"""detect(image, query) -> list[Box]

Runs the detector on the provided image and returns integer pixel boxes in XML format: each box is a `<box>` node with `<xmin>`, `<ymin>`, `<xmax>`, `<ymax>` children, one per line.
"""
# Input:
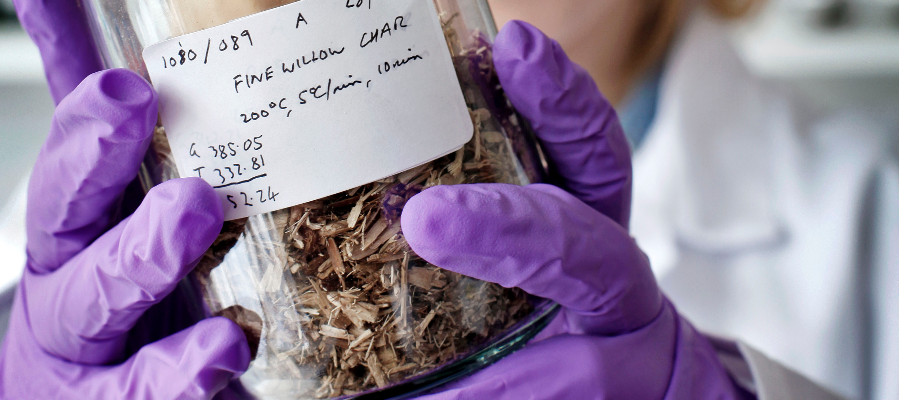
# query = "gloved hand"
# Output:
<box><xmin>0</xmin><ymin>67</ymin><xmax>250</xmax><ymax>398</ymax></box>
<box><xmin>4</xmin><ymin>0</ymin><xmax>251</xmax><ymax>397</ymax></box>
<box><xmin>402</xmin><ymin>21</ymin><xmax>748</xmax><ymax>399</ymax></box>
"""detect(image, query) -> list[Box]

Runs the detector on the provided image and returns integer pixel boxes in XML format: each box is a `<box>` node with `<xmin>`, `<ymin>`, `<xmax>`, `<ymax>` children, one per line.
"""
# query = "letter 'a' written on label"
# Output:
<box><xmin>143</xmin><ymin>0</ymin><xmax>472</xmax><ymax>220</ymax></box>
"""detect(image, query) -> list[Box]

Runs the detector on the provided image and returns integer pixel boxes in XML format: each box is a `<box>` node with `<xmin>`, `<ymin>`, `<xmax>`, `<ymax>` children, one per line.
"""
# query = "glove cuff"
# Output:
<box><xmin>662</xmin><ymin>298</ymin><xmax>748</xmax><ymax>400</ymax></box>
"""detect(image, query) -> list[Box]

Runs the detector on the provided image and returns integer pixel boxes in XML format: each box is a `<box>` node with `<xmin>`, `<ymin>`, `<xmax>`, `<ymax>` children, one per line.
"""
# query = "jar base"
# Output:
<box><xmin>348</xmin><ymin>300</ymin><xmax>561</xmax><ymax>400</ymax></box>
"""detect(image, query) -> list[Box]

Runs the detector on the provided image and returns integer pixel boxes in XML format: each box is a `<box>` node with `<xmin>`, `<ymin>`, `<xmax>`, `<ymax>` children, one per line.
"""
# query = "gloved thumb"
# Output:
<box><xmin>402</xmin><ymin>183</ymin><xmax>662</xmax><ymax>336</ymax></box>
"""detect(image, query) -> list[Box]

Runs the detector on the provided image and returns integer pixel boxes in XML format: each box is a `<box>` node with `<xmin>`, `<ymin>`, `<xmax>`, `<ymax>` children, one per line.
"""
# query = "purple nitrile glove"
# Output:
<box><xmin>402</xmin><ymin>21</ymin><xmax>748</xmax><ymax>399</ymax></box>
<box><xmin>13</xmin><ymin>0</ymin><xmax>102</xmax><ymax>105</ymax></box>
<box><xmin>0</xmin><ymin>68</ymin><xmax>250</xmax><ymax>398</ymax></box>
<box><xmin>10</xmin><ymin>0</ymin><xmax>252</xmax><ymax>397</ymax></box>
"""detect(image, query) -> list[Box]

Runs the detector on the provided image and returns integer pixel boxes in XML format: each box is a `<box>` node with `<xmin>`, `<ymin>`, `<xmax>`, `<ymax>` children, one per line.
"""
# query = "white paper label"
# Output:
<box><xmin>143</xmin><ymin>0</ymin><xmax>472</xmax><ymax>220</ymax></box>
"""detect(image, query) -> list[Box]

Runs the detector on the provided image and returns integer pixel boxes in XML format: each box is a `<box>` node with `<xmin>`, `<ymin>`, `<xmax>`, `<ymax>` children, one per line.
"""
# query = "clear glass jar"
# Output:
<box><xmin>80</xmin><ymin>0</ymin><xmax>558</xmax><ymax>398</ymax></box>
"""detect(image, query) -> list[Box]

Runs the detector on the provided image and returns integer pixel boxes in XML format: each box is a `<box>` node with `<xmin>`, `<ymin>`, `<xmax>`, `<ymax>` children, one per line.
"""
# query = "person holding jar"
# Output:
<box><xmin>0</xmin><ymin>0</ymin><xmax>879</xmax><ymax>398</ymax></box>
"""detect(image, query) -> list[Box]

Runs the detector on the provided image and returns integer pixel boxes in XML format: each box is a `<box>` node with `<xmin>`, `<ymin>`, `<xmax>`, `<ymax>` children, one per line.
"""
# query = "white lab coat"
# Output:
<box><xmin>631</xmin><ymin>10</ymin><xmax>899</xmax><ymax>400</ymax></box>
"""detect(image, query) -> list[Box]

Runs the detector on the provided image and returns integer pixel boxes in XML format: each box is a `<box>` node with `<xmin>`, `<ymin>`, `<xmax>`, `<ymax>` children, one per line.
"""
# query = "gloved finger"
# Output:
<box><xmin>402</xmin><ymin>183</ymin><xmax>662</xmax><ymax>335</ymax></box>
<box><xmin>494</xmin><ymin>21</ymin><xmax>632</xmax><ymax>227</ymax></box>
<box><xmin>13</xmin><ymin>0</ymin><xmax>103</xmax><ymax>104</ymax></box>
<box><xmin>26</xmin><ymin>68</ymin><xmax>157</xmax><ymax>274</ymax></box>
<box><xmin>420</xmin><ymin>302</ymin><xmax>742</xmax><ymax>400</ymax></box>
<box><xmin>99</xmin><ymin>318</ymin><xmax>249</xmax><ymax>399</ymax></box>
<box><xmin>2</xmin><ymin>317</ymin><xmax>249</xmax><ymax>399</ymax></box>
<box><xmin>419</xmin><ymin>330</ymin><xmax>674</xmax><ymax>400</ymax></box>
<box><xmin>25</xmin><ymin>178</ymin><xmax>223</xmax><ymax>364</ymax></box>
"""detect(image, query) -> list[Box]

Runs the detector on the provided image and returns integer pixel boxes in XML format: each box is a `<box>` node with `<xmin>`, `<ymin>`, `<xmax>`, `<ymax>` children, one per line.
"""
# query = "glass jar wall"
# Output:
<box><xmin>79</xmin><ymin>0</ymin><xmax>558</xmax><ymax>397</ymax></box>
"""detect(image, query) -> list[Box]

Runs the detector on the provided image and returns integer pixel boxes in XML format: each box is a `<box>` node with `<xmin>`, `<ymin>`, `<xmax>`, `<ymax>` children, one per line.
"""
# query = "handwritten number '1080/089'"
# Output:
<box><xmin>161</xmin><ymin>30</ymin><xmax>252</xmax><ymax>68</ymax></box>
<box><xmin>227</xmin><ymin>186</ymin><xmax>280</xmax><ymax>209</ymax></box>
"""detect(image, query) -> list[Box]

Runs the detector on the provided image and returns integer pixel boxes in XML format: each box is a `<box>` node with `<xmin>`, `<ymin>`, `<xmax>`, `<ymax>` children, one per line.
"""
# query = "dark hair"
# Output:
<box><xmin>626</xmin><ymin>0</ymin><xmax>763</xmax><ymax>83</ymax></box>
<box><xmin>707</xmin><ymin>0</ymin><xmax>764</xmax><ymax>19</ymax></box>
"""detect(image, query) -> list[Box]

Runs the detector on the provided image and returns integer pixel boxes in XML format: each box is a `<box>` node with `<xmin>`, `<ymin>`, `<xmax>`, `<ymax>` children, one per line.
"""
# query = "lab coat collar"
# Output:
<box><xmin>633</xmin><ymin>10</ymin><xmax>793</xmax><ymax>270</ymax></box>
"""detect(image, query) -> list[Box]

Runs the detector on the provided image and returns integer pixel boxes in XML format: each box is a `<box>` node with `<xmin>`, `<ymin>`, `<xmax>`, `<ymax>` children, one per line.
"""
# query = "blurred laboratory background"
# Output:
<box><xmin>0</xmin><ymin>0</ymin><xmax>52</xmax><ymax>337</ymax></box>
<box><xmin>0</xmin><ymin>0</ymin><xmax>897</xmax><ymax>395</ymax></box>
<box><xmin>736</xmin><ymin>0</ymin><xmax>899</xmax><ymax>119</ymax></box>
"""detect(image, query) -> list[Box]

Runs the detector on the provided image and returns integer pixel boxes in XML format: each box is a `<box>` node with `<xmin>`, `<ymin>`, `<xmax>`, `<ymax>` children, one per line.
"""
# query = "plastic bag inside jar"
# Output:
<box><xmin>159</xmin><ymin>1</ymin><xmax>544</xmax><ymax>398</ymax></box>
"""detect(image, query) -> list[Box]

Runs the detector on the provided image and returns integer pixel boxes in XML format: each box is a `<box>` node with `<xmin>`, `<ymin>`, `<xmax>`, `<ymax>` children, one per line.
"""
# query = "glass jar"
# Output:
<box><xmin>80</xmin><ymin>0</ymin><xmax>558</xmax><ymax>398</ymax></box>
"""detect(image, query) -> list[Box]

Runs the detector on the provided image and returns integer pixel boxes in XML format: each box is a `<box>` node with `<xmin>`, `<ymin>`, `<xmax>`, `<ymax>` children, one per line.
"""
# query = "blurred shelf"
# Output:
<box><xmin>0</xmin><ymin>23</ymin><xmax>45</xmax><ymax>84</ymax></box>
<box><xmin>0</xmin><ymin>178</ymin><xmax>26</xmax><ymax>294</ymax></box>
<box><xmin>732</xmin><ymin>4</ymin><xmax>899</xmax><ymax>77</ymax></box>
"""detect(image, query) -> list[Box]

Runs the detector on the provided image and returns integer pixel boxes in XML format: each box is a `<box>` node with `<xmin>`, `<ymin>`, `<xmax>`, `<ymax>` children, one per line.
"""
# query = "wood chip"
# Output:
<box><xmin>407</xmin><ymin>267</ymin><xmax>442</xmax><ymax>289</ymax></box>
<box><xmin>415</xmin><ymin>307</ymin><xmax>438</xmax><ymax>336</ymax></box>
<box><xmin>327</xmin><ymin>238</ymin><xmax>346</xmax><ymax>277</ymax></box>
<box><xmin>320</xmin><ymin>325</ymin><xmax>354</xmax><ymax>340</ymax></box>
<box><xmin>347</xmin><ymin>329</ymin><xmax>373</xmax><ymax>350</ymax></box>
<box><xmin>321</xmin><ymin>221</ymin><xmax>351</xmax><ymax>237</ymax></box>
<box><xmin>367</xmin><ymin>353</ymin><xmax>389</xmax><ymax>388</ymax></box>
